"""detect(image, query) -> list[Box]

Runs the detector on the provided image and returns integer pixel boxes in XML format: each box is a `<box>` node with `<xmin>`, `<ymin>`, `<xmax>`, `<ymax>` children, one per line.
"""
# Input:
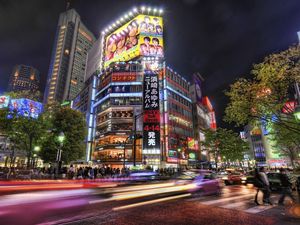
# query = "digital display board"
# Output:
<box><xmin>143</xmin><ymin>71</ymin><xmax>160</xmax><ymax>153</ymax></box>
<box><xmin>104</xmin><ymin>14</ymin><xmax>164</xmax><ymax>68</ymax></box>
<box><xmin>0</xmin><ymin>96</ymin><xmax>10</xmax><ymax>109</ymax></box>
<box><xmin>9</xmin><ymin>98</ymin><xmax>43</xmax><ymax>119</ymax></box>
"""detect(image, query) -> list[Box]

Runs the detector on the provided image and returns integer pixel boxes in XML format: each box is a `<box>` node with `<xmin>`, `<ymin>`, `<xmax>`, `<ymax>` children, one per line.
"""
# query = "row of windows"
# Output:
<box><xmin>96</xmin><ymin>97</ymin><xmax>142</xmax><ymax>112</ymax></box>
<box><xmin>166</xmin><ymin>70</ymin><xmax>189</xmax><ymax>90</ymax></box>
<box><xmin>169</xmin><ymin>103</ymin><xmax>192</xmax><ymax>119</ymax></box>
<box><xmin>167</xmin><ymin>91</ymin><xmax>191</xmax><ymax>108</ymax></box>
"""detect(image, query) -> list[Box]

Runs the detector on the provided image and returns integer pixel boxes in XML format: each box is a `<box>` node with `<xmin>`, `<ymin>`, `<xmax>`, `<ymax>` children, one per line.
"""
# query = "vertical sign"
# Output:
<box><xmin>143</xmin><ymin>71</ymin><xmax>160</xmax><ymax>153</ymax></box>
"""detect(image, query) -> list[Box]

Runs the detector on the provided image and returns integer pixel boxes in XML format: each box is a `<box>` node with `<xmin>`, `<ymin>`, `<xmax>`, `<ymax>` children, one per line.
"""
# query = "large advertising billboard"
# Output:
<box><xmin>104</xmin><ymin>14</ymin><xmax>164</xmax><ymax>68</ymax></box>
<box><xmin>9</xmin><ymin>98</ymin><xmax>43</xmax><ymax>119</ymax></box>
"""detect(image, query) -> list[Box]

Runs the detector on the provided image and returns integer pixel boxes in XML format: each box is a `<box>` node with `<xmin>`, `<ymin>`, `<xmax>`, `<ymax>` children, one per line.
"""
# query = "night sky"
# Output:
<box><xmin>1</xmin><ymin>0</ymin><xmax>300</xmax><ymax>128</ymax></box>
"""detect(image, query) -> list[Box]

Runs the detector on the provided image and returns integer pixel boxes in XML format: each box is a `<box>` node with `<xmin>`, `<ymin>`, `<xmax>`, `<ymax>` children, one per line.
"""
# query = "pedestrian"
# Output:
<box><xmin>253</xmin><ymin>168</ymin><xmax>264</xmax><ymax>205</ymax></box>
<box><xmin>278</xmin><ymin>168</ymin><xmax>296</xmax><ymax>205</ymax></box>
<box><xmin>259</xmin><ymin>167</ymin><xmax>272</xmax><ymax>205</ymax></box>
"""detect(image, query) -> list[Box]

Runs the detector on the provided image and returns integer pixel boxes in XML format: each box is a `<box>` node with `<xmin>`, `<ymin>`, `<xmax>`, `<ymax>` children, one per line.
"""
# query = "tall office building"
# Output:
<box><xmin>8</xmin><ymin>65</ymin><xmax>40</xmax><ymax>92</ymax></box>
<box><xmin>44</xmin><ymin>9</ymin><xmax>96</xmax><ymax>104</ymax></box>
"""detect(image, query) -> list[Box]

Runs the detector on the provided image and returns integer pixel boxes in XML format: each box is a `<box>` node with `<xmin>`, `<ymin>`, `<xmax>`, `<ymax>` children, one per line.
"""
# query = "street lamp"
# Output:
<box><xmin>56</xmin><ymin>132</ymin><xmax>65</xmax><ymax>176</ymax></box>
<box><xmin>33</xmin><ymin>146</ymin><xmax>40</xmax><ymax>168</ymax></box>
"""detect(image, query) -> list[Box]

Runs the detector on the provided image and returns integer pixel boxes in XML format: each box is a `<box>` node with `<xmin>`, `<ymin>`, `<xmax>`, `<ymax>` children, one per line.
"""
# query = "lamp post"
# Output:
<box><xmin>56</xmin><ymin>132</ymin><xmax>65</xmax><ymax>176</ymax></box>
<box><xmin>33</xmin><ymin>146</ymin><xmax>40</xmax><ymax>168</ymax></box>
<box><xmin>123</xmin><ymin>136</ymin><xmax>130</xmax><ymax>170</ymax></box>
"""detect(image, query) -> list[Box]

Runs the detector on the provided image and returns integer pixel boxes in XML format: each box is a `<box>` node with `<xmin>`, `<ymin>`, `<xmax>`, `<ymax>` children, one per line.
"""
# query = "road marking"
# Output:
<box><xmin>200</xmin><ymin>193</ymin><xmax>254</xmax><ymax>205</ymax></box>
<box><xmin>244</xmin><ymin>205</ymin><xmax>275</xmax><ymax>213</ymax></box>
<box><xmin>113</xmin><ymin>193</ymin><xmax>191</xmax><ymax>211</ymax></box>
<box><xmin>222</xmin><ymin>199</ymin><xmax>251</xmax><ymax>209</ymax></box>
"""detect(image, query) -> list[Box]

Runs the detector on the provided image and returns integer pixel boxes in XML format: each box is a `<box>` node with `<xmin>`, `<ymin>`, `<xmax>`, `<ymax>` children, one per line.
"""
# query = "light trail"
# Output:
<box><xmin>113</xmin><ymin>193</ymin><xmax>191</xmax><ymax>211</ymax></box>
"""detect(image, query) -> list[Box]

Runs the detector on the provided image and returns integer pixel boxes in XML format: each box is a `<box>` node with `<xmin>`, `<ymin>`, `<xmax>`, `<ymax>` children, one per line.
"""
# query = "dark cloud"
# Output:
<box><xmin>1</xmin><ymin>0</ymin><xmax>300</xmax><ymax>128</ymax></box>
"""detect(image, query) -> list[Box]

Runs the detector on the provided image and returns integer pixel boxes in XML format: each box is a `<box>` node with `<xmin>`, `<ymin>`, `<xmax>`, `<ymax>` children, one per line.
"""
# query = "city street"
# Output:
<box><xmin>0</xmin><ymin>181</ymin><xmax>299</xmax><ymax>225</ymax></box>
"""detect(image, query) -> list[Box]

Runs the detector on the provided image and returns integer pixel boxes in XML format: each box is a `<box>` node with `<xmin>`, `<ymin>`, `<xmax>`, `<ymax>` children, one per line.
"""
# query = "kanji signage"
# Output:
<box><xmin>143</xmin><ymin>72</ymin><xmax>160</xmax><ymax>152</ymax></box>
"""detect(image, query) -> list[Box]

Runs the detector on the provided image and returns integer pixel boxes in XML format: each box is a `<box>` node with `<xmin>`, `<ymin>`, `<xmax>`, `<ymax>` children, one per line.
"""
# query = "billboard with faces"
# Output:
<box><xmin>104</xmin><ymin>14</ymin><xmax>164</xmax><ymax>68</ymax></box>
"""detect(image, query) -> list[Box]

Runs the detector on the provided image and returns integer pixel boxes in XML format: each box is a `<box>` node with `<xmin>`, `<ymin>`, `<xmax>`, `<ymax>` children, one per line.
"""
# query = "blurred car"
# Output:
<box><xmin>241</xmin><ymin>170</ymin><xmax>255</xmax><ymax>185</ymax></box>
<box><xmin>222</xmin><ymin>172</ymin><xmax>243</xmax><ymax>185</ymax></box>
<box><xmin>216</xmin><ymin>171</ymin><xmax>228</xmax><ymax>179</ymax></box>
<box><xmin>176</xmin><ymin>172</ymin><xmax>222</xmax><ymax>196</ymax></box>
<box><xmin>128</xmin><ymin>170</ymin><xmax>160</xmax><ymax>182</ymax></box>
<box><xmin>16</xmin><ymin>170</ymin><xmax>33</xmax><ymax>180</ymax></box>
<box><xmin>267</xmin><ymin>172</ymin><xmax>297</xmax><ymax>191</ymax></box>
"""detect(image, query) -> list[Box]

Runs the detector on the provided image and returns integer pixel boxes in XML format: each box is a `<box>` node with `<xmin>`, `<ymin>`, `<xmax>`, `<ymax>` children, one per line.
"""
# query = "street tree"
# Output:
<box><xmin>0</xmin><ymin>108</ymin><xmax>47</xmax><ymax>168</ymax></box>
<box><xmin>269</xmin><ymin>117</ymin><xmax>300</xmax><ymax>168</ymax></box>
<box><xmin>39</xmin><ymin>105</ymin><xmax>87</xmax><ymax>164</ymax></box>
<box><xmin>201</xmin><ymin>128</ymin><xmax>249</xmax><ymax>170</ymax></box>
<box><xmin>225</xmin><ymin>45</ymin><xmax>300</xmax><ymax>133</ymax></box>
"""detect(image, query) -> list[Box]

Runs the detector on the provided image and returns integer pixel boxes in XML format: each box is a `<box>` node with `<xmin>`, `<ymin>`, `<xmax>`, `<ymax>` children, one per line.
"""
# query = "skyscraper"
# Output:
<box><xmin>8</xmin><ymin>64</ymin><xmax>40</xmax><ymax>92</ymax></box>
<box><xmin>44</xmin><ymin>9</ymin><xmax>96</xmax><ymax>104</ymax></box>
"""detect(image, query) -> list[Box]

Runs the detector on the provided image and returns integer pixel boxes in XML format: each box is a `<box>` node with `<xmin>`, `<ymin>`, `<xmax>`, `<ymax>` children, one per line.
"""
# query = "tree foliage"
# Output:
<box><xmin>39</xmin><ymin>105</ymin><xmax>87</xmax><ymax>164</ymax></box>
<box><xmin>269</xmin><ymin>117</ymin><xmax>300</xmax><ymax>168</ymax></box>
<box><xmin>0</xmin><ymin>108</ymin><xmax>47</xmax><ymax>167</ymax></box>
<box><xmin>5</xmin><ymin>90</ymin><xmax>42</xmax><ymax>102</ymax></box>
<box><xmin>225</xmin><ymin>45</ymin><xmax>300</xmax><ymax>133</ymax></box>
<box><xmin>201</xmin><ymin>128</ymin><xmax>249</xmax><ymax>164</ymax></box>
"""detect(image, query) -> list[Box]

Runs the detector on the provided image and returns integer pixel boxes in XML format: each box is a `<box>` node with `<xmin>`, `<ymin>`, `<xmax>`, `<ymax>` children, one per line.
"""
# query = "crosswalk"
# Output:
<box><xmin>187</xmin><ymin>185</ymin><xmax>280</xmax><ymax>214</ymax></box>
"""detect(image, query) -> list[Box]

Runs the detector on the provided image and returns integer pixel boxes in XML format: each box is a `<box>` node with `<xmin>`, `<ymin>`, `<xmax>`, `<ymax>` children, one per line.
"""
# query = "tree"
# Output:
<box><xmin>5</xmin><ymin>90</ymin><xmax>42</xmax><ymax>102</ymax></box>
<box><xmin>269</xmin><ymin>117</ymin><xmax>300</xmax><ymax>168</ymax></box>
<box><xmin>225</xmin><ymin>45</ymin><xmax>300</xmax><ymax>133</ymax></box>
<box><xmin>39</xmin><ymin>105</ymin><xmax>87</xmax><ymax>164</ymax></box>
<box><xmin>201</xmin><ymin>128</ymin><xmax>249</xmax><ymax>170</ymax></box>
<box><xmin>0</xmin><ymin>108</ymin><xmax>46</xmax><ymax>168</ymax></box>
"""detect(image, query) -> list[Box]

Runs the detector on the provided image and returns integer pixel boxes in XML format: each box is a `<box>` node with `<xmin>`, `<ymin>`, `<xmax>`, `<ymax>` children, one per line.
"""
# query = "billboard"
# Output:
<box><xmin>9</xmin><ymin>98</ymin><xmax>43</xmax><ymax>119</ymax></box>
<box><xmin>143</xmin><ymin>71</ymin><xmax>160</xmax><ymax>153</ymax></box>
<box><xmin>104</xmin><ymin>14</ymin><xmax>164</xmax><ymax>68</ymax></box>
<box><xmin>193</xmin><ymin>75</ymin><xmax>203</xmax><ymax>104</ymax></box>
<box><xmin>0</xmin><ymin>96</ymin><xmax>10</xmax><ymax>109</ymax></box>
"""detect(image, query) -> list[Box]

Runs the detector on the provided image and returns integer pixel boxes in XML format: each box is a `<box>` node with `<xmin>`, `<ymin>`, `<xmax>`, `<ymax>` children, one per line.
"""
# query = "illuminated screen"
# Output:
<box><xmin>104</xmin><ymin>14</ymin><xmax>164</xmax><ymax>68</ymax></box>
<box><xmin>9</xmin><ymin>98</ymin><xmax>43</xmax><ymax>119</ymax></box>
<box><xmin>0</xmin><ymin>96</ymin><xmax>10</xmax><ymax>109</ymax></box>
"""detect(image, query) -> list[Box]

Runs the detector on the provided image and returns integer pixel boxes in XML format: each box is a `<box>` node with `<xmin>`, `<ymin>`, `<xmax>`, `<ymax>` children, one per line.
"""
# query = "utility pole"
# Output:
<box><xmin>133</xmin><ymin>112</ymin><xmax>144</xmax><ymax>167</ymax></box>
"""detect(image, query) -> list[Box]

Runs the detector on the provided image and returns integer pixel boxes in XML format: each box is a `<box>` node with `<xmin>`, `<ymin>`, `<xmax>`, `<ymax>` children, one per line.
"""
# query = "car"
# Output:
<box><xmin>242</xmin><ymin>170</ymin><xmax>256</xmax><ymax>185</ymax></box>
<box><xmin>222</xmin><ymin>172</ymin><xmax>243</xmax><ymax>185</ymax></box>
<box><xmin>128</xmin><ymin>170</ymin><xmax>160</xmax><ymax>182</ymax></box>
<box><xmin>267</xmin><ymin>172</ymin><xmax>297</xmax><ymax>191</ymax></box>
<box><xmin>176</xmin><ymin>171</ymin><xmax>222</xmax><ymax>196</ymax></box>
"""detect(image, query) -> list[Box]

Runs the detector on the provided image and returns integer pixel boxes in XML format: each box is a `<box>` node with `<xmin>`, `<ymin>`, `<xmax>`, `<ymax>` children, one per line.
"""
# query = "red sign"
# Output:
<box><xmin>202</xmin><ymin>96</ymin><xmax>213</xmax><ymax>112</ymax></box>
<box><xmin>282</xmin><ymin>101</ymin><xmax>297</xmax><ymax>114</ymax></box>
<box><xmin>112</xmin><ymin>73</ymin><xmax>136</xmax><ymax>82</ymax></box>
<box><xmin>210</xmin><ymin>111</ymin><xmax>217</xmax><ymax>130</ymax></box>
<box><xmin>143</xmin><ymin>110</ymin><xmax>160</xmax><ymax>123</ymax></box>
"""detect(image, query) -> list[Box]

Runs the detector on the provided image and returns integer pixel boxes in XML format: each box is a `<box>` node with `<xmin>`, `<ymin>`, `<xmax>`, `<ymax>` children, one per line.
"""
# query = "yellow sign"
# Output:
<box><xmin>104</xmin><ymin>14</ymin><xmax>164</xmax><ymax>68</ymax></box>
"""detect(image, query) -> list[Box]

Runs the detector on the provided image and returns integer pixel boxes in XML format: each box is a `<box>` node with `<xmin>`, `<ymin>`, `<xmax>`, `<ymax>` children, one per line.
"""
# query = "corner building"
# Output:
<box><xmin>92</xmin><ymin>8</ymin><xmax>196</xmax><ymax>169</ymax></box>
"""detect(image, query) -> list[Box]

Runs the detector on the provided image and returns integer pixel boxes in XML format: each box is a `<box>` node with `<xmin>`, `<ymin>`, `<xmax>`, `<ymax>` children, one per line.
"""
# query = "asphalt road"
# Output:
<box><xmin>0</xmin><ymin>181</ymin><xmax>299</xmax><ymax>225</ymax></box>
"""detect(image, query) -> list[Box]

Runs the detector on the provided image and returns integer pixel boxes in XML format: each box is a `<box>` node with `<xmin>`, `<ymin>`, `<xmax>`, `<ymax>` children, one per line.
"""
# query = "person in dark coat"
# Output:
<box><xmin>278</xmin><ymin>168</ymin><xmax>296</xmax><ymax>205</ymax></box>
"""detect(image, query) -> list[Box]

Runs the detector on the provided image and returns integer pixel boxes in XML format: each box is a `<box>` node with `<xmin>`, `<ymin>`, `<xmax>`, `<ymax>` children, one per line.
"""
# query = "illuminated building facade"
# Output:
<box><xmin>8</xmin><ymin>65</ymin><xmax>40</xmax><ymax>92</ymax></box>
<box><xmin>44</xmin><ymin>9</ymin><xmax>96</xmax><ymax>104</ymax></box>
<box><xmin>163</xmin><ymin>67</ymin><xmax>193</xmax><ymax>167</ymax></box>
